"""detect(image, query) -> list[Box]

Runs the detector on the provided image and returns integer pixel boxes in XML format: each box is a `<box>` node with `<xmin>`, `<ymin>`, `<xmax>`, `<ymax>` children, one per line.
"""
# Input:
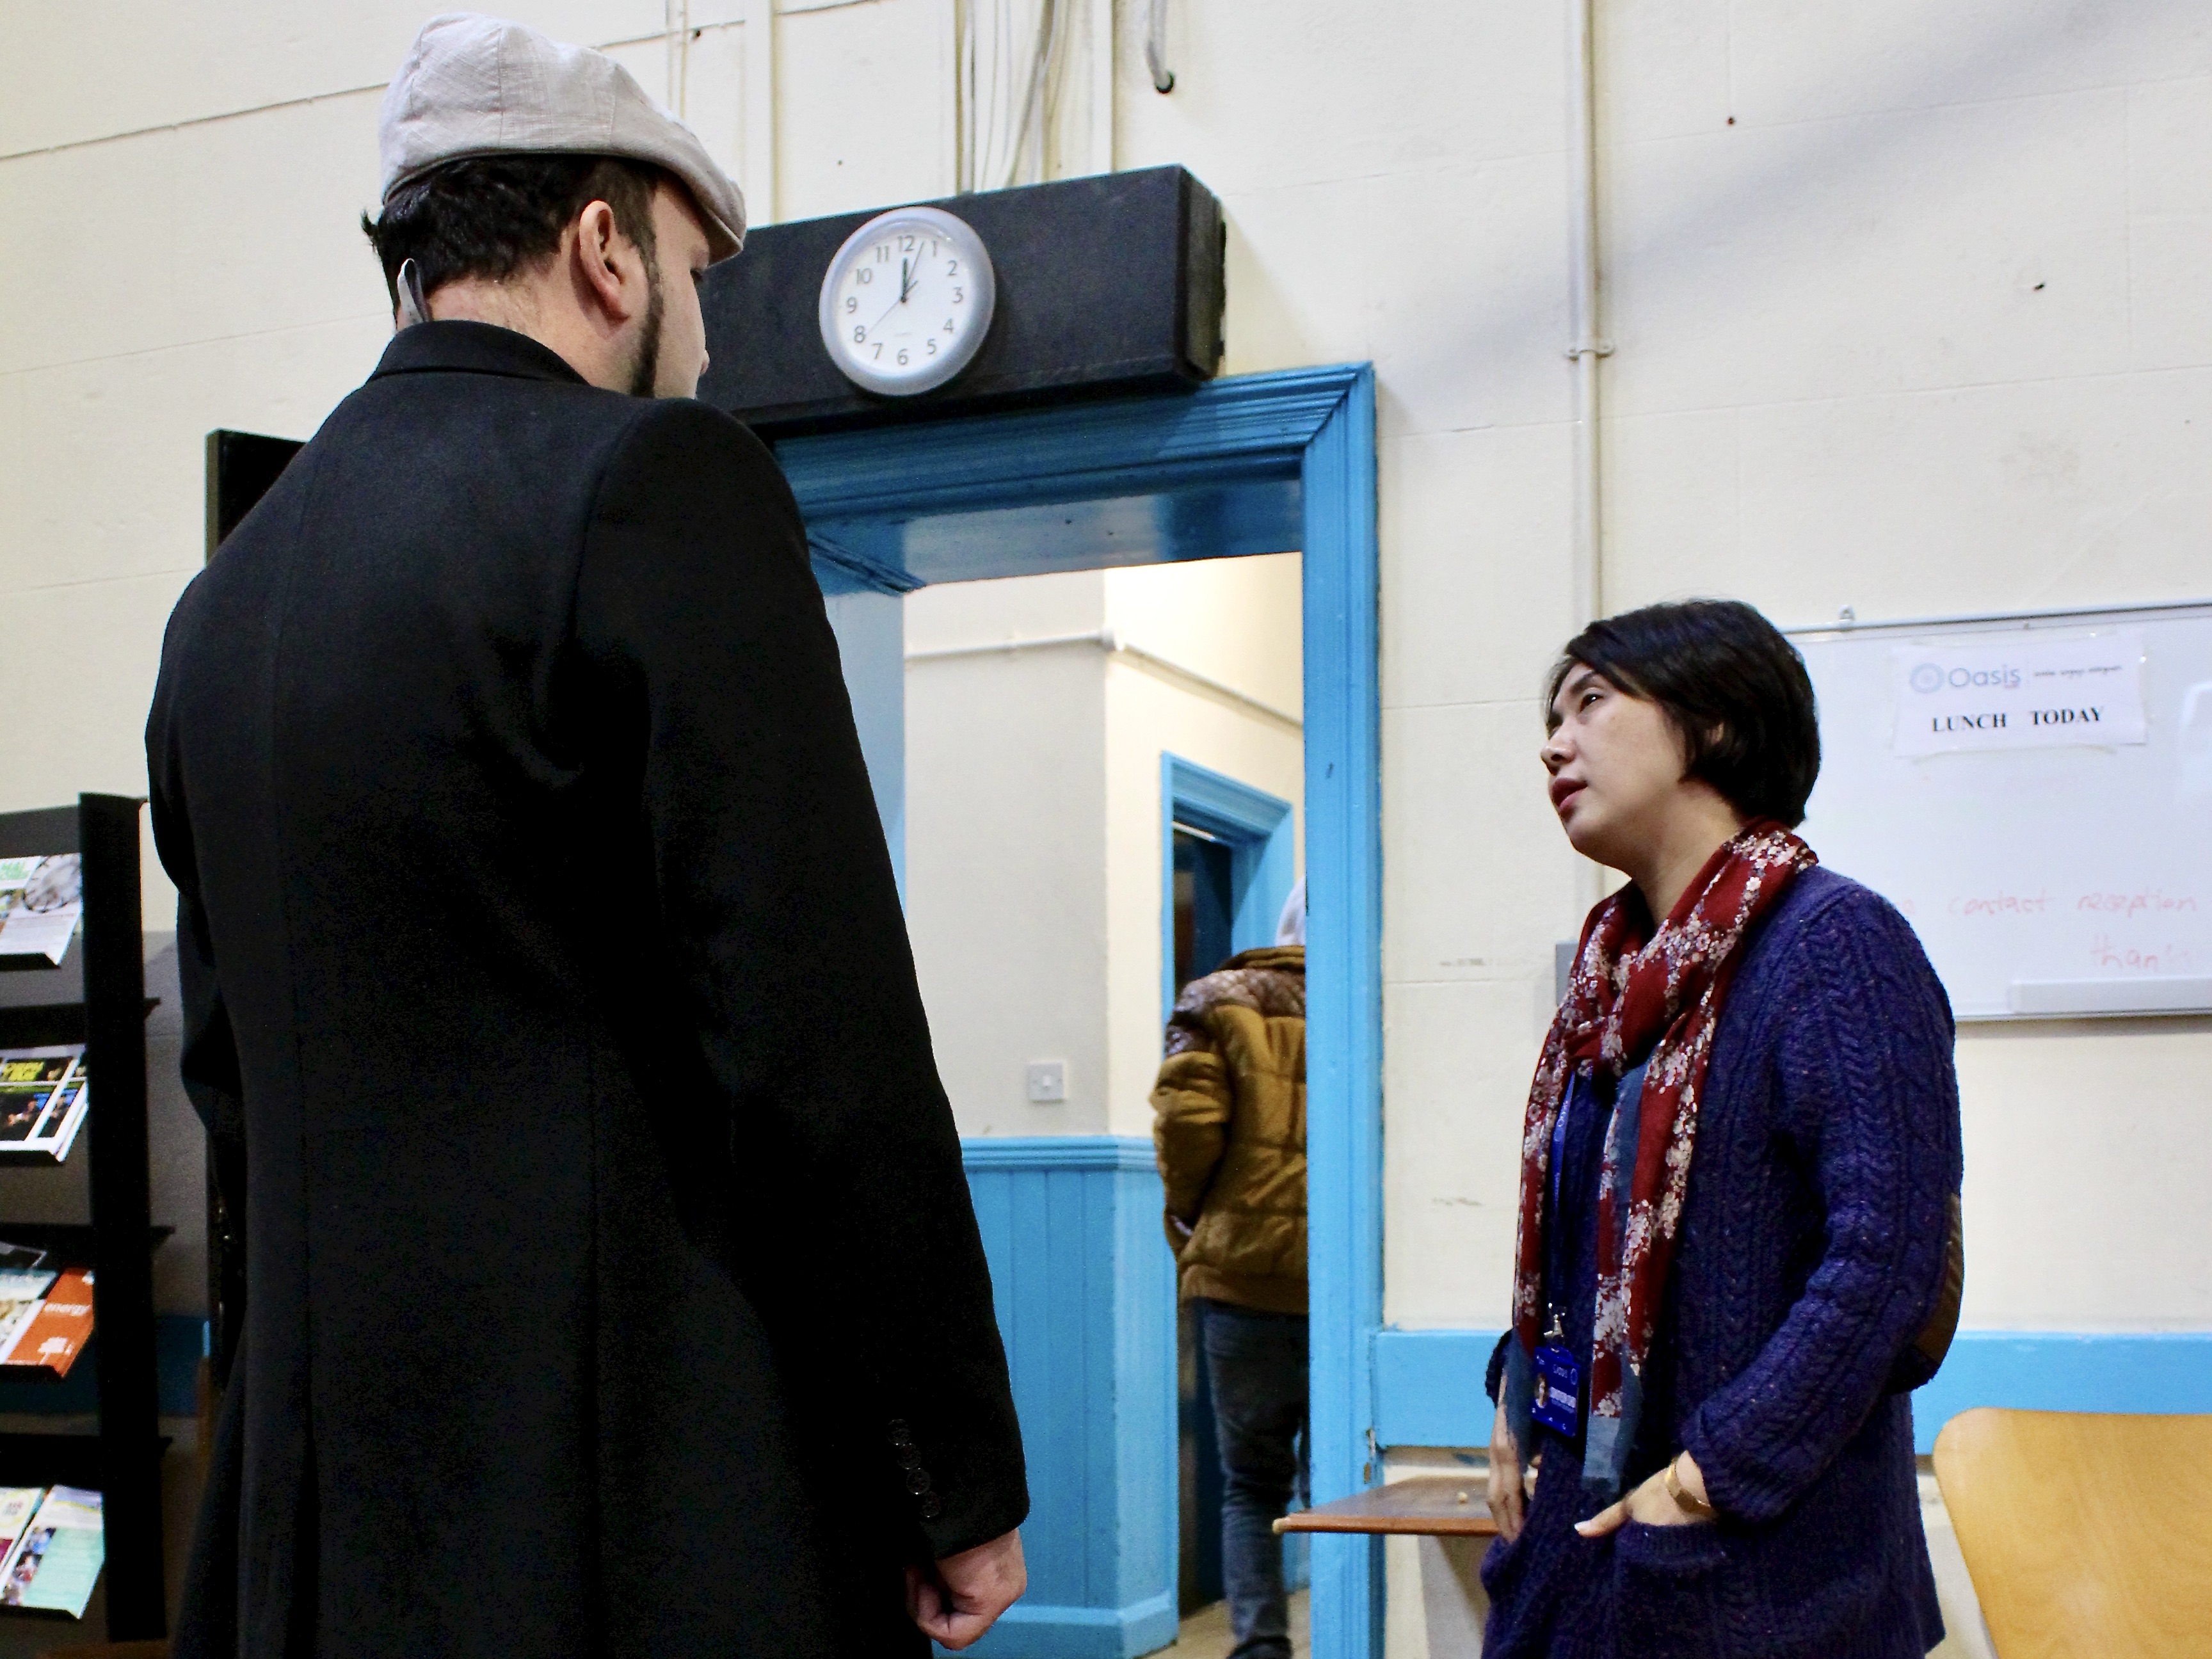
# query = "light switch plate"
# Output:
<box><xmin>1026</xmin><ymin>1061</ymin><xmax>1067</xmax><ymax>1103</ymax></box>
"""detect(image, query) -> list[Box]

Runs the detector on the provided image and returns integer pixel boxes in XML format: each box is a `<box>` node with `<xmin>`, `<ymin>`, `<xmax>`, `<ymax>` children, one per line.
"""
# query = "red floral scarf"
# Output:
<box><xmin>1512</xmin><ymin>822</ymin><xmax>1816</xmax><ymax>1437</ymax></box>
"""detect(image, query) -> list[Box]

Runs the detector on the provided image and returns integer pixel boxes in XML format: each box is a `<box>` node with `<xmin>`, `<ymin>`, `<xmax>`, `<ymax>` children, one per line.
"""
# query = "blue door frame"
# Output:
<box><xmin>774</xmin><ymin>364</ymin><xmax>1382</xmax><ymax>1659</ymax></box>
<box><xmin>1161</xmin><ymin>755</ymin><xmax>1297</xmax><ymax>1022</ymax></box>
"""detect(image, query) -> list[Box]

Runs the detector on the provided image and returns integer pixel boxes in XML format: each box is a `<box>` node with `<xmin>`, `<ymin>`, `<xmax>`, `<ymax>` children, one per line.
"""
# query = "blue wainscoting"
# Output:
<box><xmin>956</xmin><ymin>1137</ymin><xmax>1178</xmax><ymax>1659</ymax></box>
<box><xmin>1369</xmin><ymin>1327</ymin><xmax>2212</xmax><ymax>1456</ymax></box>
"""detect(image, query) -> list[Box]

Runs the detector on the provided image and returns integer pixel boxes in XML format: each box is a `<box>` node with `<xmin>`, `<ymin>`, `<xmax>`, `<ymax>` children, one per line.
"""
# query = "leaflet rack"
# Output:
<box><xmin>0</xmin><ymin>797</ymin><xmax>165</xmax><ymax>1639</ymax></box>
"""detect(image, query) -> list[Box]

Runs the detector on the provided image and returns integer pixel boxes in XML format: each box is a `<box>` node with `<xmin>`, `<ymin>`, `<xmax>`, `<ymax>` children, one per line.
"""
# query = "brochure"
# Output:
<box><xmin>0</xmin><ymin>1486</ymin><xmax>103</xmax><ymax>1617</ymax></box>
<box><xmin>0</xmin><ymin>1490</ymin><xmax>42</xmax><ymax>1578</ymax></box>
<box><xmin>0</xmin><ymin>1048</ymin><xmax>90</xmax><ymax>1164</ymax></box>
<box><xmin>0</xmin><ymin>1269</ymin><xmax>93</xmax><ymax>1378</ymax></box>
<box><xmin>0</xmin><ymin>856</ymin><xmax>81</xmax><ymax>967</ymax></box>
<box><xmin>0</xmin><ymin>1242</ymin><xmax>51</xmax><ymax>1303</ymax></box>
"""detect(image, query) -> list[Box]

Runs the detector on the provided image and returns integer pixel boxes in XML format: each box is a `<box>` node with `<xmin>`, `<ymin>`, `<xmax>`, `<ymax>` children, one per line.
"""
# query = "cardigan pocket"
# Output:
<box><xmin>1612</xmin><ymin>1519</ymin><xmax>1729</xmax><ymax>1659</ymax></box>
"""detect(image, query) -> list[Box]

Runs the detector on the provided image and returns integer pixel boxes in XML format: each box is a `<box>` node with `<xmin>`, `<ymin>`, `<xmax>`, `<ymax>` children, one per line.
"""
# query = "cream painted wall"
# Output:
<box><xmin>902</xmin><ymin>555</ymin><xmax>1303</xmax><ymax>1139</ymax></box>
<box><xmin>905</xmin><ymin>572</ymin><xmax>1114</xmax><ymax>1135</ymax></box>
<box><xmin>1102</xmin><ymin>556</ymin><xmax>1304</xmax><ymax>1138</ymax></box>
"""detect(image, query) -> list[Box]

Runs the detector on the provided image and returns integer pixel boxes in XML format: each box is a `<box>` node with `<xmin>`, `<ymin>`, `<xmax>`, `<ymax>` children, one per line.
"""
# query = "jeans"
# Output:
<box><xmin>1198</xmin><ymin>1297</ymin><xmax>1310</xmax><ymax>1659</ymax></box>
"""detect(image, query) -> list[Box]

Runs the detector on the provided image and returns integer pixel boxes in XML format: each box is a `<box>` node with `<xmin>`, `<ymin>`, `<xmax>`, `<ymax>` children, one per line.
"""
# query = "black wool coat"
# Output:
<box><xmin>147</xmin><ymin>321</ymin><xmax>1027</xmax><ymax>1659</ymax></box>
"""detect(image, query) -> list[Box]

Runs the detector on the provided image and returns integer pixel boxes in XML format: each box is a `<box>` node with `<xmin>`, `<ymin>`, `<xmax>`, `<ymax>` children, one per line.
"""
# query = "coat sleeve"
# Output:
<box><xmin>1676</xmin><ymin>891</ymin><xmax>1963</xmax><ymax>1525</ymax></box>
<box><xmin>573</xmin><ymin>399</ymin><xmax>1026</xmax><ymax>1560</ymax></box>
<box><xmin>1151</xmin><ymin>1015</ymin><xmax>1232</xmax><ymax>1248</ymax></box>
<box><xmin>145</xmin><ymin>623</ymin><xmax>250</xmax><ymax>1231</ymax></box>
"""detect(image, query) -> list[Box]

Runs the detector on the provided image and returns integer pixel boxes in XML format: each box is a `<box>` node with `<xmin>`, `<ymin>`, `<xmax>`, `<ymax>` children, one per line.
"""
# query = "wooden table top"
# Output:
<box><xmin>1274</xmin><ymin>1475</ymin><xmax>1501</xmax><ymax>1537</ymax></box>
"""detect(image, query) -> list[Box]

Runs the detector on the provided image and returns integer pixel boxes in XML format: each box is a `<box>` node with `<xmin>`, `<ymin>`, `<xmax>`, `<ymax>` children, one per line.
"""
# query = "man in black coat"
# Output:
<box><xmin>147</xmin><ymin>17</ymin><xmax>1027</xmax><ymax>1656</ymax></box>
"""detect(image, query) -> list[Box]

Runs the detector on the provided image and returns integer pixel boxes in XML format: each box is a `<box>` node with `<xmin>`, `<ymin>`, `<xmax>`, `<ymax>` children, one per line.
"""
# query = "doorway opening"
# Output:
<box><xmin>781</xmin><ymin>363</ymin><xmax>1381</xmax><ymax>1659</ymax></box>
<box><xmin>1163</xmin><ymin>757</ymin><xmax>1301</xmax><ymax>1619</ymax></box>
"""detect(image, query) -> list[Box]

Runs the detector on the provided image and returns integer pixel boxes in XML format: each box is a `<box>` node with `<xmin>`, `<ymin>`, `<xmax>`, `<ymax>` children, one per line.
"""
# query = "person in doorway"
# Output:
<box><xmin>1151</xmin><ymin>881</ymin><xmax>1308</xmax><ymax>1659</ymax></box>
<box><xmin>147</xmin><ymin>16</ymin><xmax>1026</xmax><ymax>1658</ymax></box>
<box><xmin>1480</xmin><ymin>601</ymin><xmax>1965</xmax><ymax>1656</ymax></box>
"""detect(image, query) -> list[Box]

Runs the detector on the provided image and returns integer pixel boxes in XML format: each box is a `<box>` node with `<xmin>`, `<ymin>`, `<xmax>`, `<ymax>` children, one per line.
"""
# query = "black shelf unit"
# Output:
<box><xmin>0</xmin><ymin>796</ymin><xmax>166</xmax><ymax>1639</ymax></box>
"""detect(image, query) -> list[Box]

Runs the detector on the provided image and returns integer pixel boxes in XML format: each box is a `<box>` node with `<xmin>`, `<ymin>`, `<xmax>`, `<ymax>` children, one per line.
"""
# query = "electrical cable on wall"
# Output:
<box><xmin>1146</xmin><ymin>0</ymin><xmax>1173</xmax><ymax>92</ymax></box>
<box><xmin>958</xmin><ymin>0</ymin><xmax>1071</xmax><ymax>191</ymax></box>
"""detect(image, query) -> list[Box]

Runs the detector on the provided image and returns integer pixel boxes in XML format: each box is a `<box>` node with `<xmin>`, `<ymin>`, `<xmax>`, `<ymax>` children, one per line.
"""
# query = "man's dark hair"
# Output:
<box><xmin>1547</xmin><ymin>598</ymin><xmax>1822</xmax><ymax>826</ymax></box>
<box><xmin>361</xmin><ymin>153</ymin><xmax>664</xmax><ymax>304</ymax></box>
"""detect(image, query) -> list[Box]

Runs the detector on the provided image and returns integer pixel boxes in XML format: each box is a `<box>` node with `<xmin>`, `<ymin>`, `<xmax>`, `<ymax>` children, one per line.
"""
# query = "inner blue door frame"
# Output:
<box><xmin>1162</xmin><ymin>755</ymin><xmax>1296</xmax><ymax>1022</ymax></box>
<box><xmin>775</xmin><ymin>364</ymin><xmax>1384</xmax><ymax>1659</ymax></box>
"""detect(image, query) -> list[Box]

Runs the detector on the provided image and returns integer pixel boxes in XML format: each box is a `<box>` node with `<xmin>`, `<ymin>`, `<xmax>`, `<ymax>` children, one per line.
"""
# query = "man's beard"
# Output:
<box><xmin>625</xmin><ymin>260</ymin><xmax>667</xmax><ymax>397</ymax></box>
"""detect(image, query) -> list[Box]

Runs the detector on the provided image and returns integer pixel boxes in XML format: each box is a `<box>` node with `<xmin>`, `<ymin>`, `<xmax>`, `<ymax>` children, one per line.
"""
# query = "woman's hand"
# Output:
<box><xmin>1486</xmin><ymin>1402</ymin><xmax>1525</xmax><ymax>1541</ymax></box>
<box><xmin>1575</xmin><ymin>1452</ymin><xmax>1715</xmax><ymax>1537</ymax></box>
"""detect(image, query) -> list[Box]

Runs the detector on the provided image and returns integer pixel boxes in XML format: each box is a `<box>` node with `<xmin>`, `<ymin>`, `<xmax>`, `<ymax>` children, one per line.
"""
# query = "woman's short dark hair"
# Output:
<box><xmin>1547</xmin><ymin>599</ymin><xmax>1822</xmax><ymax>826</ymax></box>
<box><xmin>361</xmin><ymin>153</ymin><xmax>664</xmax><ymax>305</ymax></box>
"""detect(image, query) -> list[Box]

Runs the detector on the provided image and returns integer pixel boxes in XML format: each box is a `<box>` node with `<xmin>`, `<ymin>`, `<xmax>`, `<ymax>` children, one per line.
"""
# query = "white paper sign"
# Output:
<box><xmin>1891</xmin><ymin>630</ymin><xmax>2147</xmax><ymax>756</ymax></box>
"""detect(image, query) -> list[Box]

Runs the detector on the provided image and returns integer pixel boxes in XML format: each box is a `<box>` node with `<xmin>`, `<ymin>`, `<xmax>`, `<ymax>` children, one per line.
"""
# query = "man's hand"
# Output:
<box><xmin>906</xmin><ymin>1528</ymin><xmax>1026</xmax><ymax>1650</ymax></box>
<box><xmin>1486</xmin><ymin>1401</ymin><xmax>1525</xmax><ymax>1541</ymax></box>
<box><xmin>1575</xmin><ymin>1452</ymin><xmax>1715</xmax><ymax>1537</ymax></box>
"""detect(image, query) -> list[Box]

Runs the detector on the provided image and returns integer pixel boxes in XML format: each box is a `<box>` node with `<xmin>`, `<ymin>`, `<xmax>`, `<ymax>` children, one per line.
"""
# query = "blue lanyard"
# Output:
<box><xmin>1549</xmin><ymin>1072</ymin><xmax>1578</xmax><ymax>1221</ymax></box>
<box><xmin>1543</xmin><ymin>1073</ymin><xmax>1582</xmax><ymax>1332</ymax></box>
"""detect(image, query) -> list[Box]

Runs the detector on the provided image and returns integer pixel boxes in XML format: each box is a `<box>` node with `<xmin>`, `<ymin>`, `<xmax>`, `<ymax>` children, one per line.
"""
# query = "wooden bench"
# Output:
<box><xmin>1276</xmin><ymin>1475</ymin><xmax>1497</xmax><ymax>1655</ymax></box>
<box><xmin>1275</xmin><ymin>1473</ymin><xmax>1501</xmax><ymax>1539</ymax></box>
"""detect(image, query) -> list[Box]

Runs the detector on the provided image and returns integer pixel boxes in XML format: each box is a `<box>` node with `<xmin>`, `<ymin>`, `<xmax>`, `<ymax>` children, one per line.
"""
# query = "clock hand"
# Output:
<box><xmin>869</xmin><ymin>287</ymin><xmax>908</xmax><ymax>330</ymax></box>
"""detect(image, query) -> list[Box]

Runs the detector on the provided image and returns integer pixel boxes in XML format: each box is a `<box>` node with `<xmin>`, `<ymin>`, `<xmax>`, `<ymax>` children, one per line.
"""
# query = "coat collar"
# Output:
<box><xmin>368</xmin><ymin>319</ymin><xmax>589</xmax><ymax>389</ymax></box>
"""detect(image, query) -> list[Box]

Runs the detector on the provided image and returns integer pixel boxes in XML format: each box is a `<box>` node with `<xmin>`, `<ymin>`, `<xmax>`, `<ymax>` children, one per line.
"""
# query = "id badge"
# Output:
<box><xmin>1531</xmin><ymin>1334</ymin><xmax>1580</xmax><ymax>1437</ymax></box>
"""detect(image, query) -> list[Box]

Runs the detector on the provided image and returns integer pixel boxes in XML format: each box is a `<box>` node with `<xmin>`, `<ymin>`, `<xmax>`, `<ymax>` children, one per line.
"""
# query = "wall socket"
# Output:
<box><xmin>1025</xmin><ymin>1061</ymin><xmax>1068</xmax><ymax>1103</ymax></box>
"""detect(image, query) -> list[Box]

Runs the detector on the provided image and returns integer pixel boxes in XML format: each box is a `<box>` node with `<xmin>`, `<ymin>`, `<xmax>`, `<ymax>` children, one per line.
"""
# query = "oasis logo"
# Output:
<box><xmin>1909</xmin><ymin>662</ymin><xmax>2021</xmax><ymax>694</ymax></box>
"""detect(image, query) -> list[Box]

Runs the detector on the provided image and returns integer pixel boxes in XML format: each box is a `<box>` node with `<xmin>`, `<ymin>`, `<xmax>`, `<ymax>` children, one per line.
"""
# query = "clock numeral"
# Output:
<box><xmin>943</xmin><ymin>319</ymin><xmax>956</xmax><ymax>333</ymax></box>
<box><xmin>947</xmin><ymin>259</ymin><xmax>959</xmax><ymax>276</ymax></box>
<box><xmin>856</xmin><ymin>266</ymin><xmax>872</xmax><ymax>285</ymax></box>
<box><xmin>897</xmin><ymin>348</ymin><xmax>910</xmax><ymax>366</ymax></box>
<box><xmin>899</xmin><ymin>234</ymin><xmax>917</xmax><ymax>252</ymax></box>
<box><xmin>926</xmin><ymin>338</ymin><xmax>938</xmax><ymax>356</ymax></box>
<box><xmin>853</xmin><ymin>325</ymin><xmax>866</xmax><ymax>343</ymax></box>
<box><xmin>872</xmin><ymin>343</ymin><xmax>883</xmax><ymax>359</ymax></box>
<box><xmin>952</xmin><ymin>287</ymin><xmax>964</xmax><ymax>303</ymax></box>
<box><xmin>875</xmin><ymin>244</ymin><xmax>891</xmax><ymax>262</ymax></box>
<box><xmin>845</xmin><ymin>296</ymin><xmax>857</xmax><ymax>314</ymax></box>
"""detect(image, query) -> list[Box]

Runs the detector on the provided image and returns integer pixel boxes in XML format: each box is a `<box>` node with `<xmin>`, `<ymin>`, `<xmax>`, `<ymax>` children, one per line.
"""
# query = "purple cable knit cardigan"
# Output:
<box><xmin>1481</xmin><ymin>866</ymin><xmax>1963</xmax><ymax>1659</ymax></box>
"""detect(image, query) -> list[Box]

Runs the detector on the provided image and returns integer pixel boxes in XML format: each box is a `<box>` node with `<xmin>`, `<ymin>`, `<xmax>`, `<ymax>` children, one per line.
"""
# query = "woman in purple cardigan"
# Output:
<box><xmin>1481</xmin><ymin>600</ymin><xmax>1965</xmax><ymax>1658</ymax></box>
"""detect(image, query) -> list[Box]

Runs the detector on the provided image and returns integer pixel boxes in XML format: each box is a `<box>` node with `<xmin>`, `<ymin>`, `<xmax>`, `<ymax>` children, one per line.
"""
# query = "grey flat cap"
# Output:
<box><xmin>378</xmin><ymin>12</ymin><xmax>746</xmax><ymax>260</ymax></box>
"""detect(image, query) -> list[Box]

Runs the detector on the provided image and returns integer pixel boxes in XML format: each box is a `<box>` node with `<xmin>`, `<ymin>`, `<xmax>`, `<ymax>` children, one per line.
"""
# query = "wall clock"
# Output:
<box><xmin>816</xmin><ymin>204</ymin><xmax>997</xmax><ymax>396</ymax></box>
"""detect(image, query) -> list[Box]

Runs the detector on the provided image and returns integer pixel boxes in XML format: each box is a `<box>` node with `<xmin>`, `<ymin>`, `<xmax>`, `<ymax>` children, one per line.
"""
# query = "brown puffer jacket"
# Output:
<box><xmin>1150</xmin><ymin>945</ymin><xmax>1306</xmax><ymax>1315</ymax></box>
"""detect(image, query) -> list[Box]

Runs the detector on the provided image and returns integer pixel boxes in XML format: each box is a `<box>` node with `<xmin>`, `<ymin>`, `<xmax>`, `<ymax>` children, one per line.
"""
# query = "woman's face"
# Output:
<box><xmin>1541</xmin><ymin>664</ymin><xmax>1695</xmax><ymax>870</ymax></box>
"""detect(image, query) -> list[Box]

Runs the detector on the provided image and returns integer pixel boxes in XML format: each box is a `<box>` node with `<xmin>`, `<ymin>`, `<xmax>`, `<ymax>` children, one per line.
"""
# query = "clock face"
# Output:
<box><xmin>817</xmin><ymin>205</ymin><xmax>997</xmax><ymax>396</ymax></box>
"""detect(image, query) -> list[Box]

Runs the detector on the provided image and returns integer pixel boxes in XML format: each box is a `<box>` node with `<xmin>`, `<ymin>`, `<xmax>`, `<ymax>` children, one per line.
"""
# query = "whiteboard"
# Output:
<box><xmin>1791</xmin><ymin>602</ymin><xmax>2212</xmax><ymax>1020</ymax></box>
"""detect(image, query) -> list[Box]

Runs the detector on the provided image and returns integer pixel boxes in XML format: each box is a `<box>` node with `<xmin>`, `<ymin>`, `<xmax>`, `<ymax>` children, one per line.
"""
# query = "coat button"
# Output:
<box><xmin>907</xmin><ymin>1467</ymin><xmax>933</xmax><ymax>1495</ymax></box>
<box><xmin>918</xmin><ymin>1493</ymin><xmax>943</xmax><ymax>1521</ymax></box>
<box><xmin>896</xmin><ymin>1445</ymin><xmax>922</xmax><ymax>1470</ymax></box>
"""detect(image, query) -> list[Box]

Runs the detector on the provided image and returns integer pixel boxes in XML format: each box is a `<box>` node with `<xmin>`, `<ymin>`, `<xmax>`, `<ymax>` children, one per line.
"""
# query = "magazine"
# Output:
<box><xmin>0</xmin><ymin>1269</ymin><xmax>93</xmax><ymax>1378</ymax></box>
<box><xmin>0</xmin><ymin>856</ymin><xmax>81</xmax><ymax>968</ymax></box>
<box><xmin>0</xmin><ymin>1242</ymin><xmax>51</xmax><ymax>1302</ymax></box>
<box><xmin>0</xmin><ymin>1048</ymin><xmax>90</xmax><ymax>1164</ymax></box>
<box><xmin>0</xmin><ymin>1486</ymin><xmax>103</xmax><ymax>1617</ymax></box>
<box><xmin>0</xmin><ymin>1490</ymin><xmax>42</xmax><ymax>1576</ymax></box>
<box><xmin>0</xmin><ymin>1297</ymin><xmax>44</xmax><ymax>1371</ymax></box>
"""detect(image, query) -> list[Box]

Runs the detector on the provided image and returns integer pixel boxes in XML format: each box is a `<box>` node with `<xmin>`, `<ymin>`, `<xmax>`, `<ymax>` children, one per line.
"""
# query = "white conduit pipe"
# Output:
<box><xmin>1565</xmin><ymin>0</ymin><xmax>1610</xmax><ymax>630</ymax></box>
<box><xmin>906</xmin><ymin>629</ymin><xmax>1303</xmax><ymax>732</ymax></box>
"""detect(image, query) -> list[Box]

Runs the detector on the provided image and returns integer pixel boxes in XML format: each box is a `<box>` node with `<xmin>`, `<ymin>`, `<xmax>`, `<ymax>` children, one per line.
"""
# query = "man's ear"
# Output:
<box><xmin>571</xmin><ymin>200</ymin><xmax>645</xmax><ymax>323</ymax></box>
